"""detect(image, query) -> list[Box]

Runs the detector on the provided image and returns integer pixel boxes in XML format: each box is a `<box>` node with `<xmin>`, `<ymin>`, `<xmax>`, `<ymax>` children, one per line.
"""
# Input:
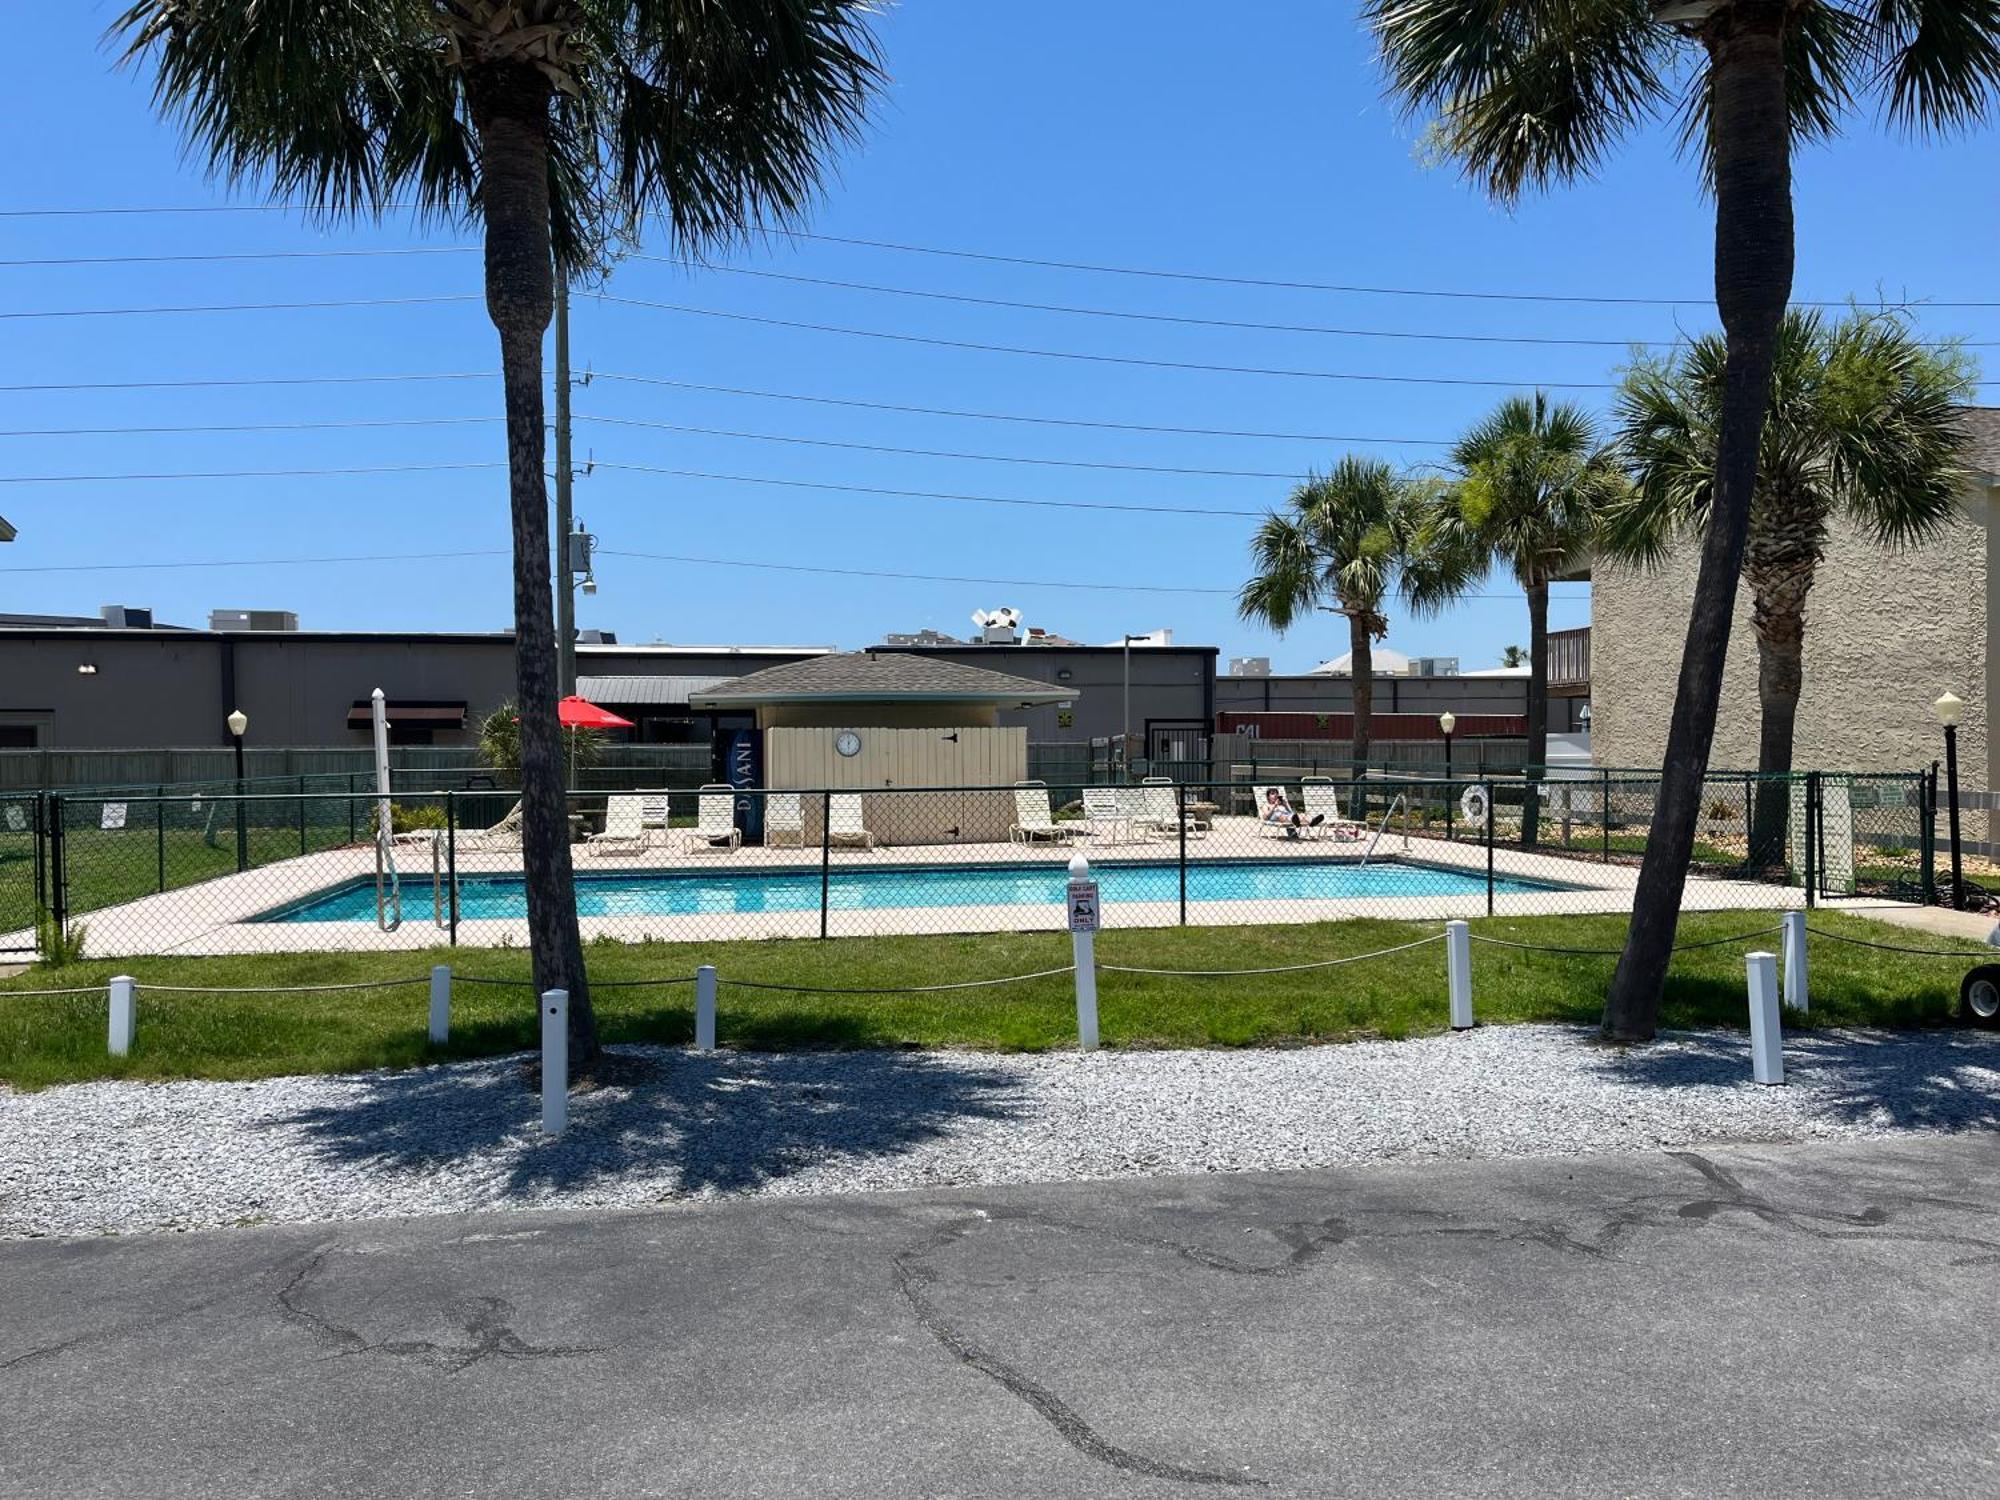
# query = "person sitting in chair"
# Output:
<box><xmin>1262</xmin><ymin>786</ymin><xmax>1324</xmax><ymax>839</ymax></box>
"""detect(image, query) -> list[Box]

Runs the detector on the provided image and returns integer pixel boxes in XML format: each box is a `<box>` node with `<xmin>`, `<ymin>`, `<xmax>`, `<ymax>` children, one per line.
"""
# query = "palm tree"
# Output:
<box><xmin>1499</xmin><ymin>645</ymin><xmax>1529</xmax><ymax>669</ymax></box>
<box><xmin>1238</xmin><ymin>457</ymin><xmax>1430</xmax><ymax>765</ymax></box>
<box><xmin>1608</xmin><ymin>305</ymin><xmax>1974</xmax><ymax>858</ymax></box>
<box><xmin>116</xmin><ymin>1</ymin><xmax>884</xmax><ymax>1071</ymax></box>
<box><xmin>1425</xmin><ymin>394</ymin><xmax>1627</xmax><ymax>846</ymax></box>
<box><xmin>1366</xmin><ymin>0</ymin><xmax>2000</xmax><ymax>1042</ymax></box>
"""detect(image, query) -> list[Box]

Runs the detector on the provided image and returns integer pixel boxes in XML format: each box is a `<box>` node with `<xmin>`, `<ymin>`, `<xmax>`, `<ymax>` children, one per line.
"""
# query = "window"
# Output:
<box><xmin>0</xmin><ymin>725</ymin><xmax>37</xmax><ymax>749</ymax></box>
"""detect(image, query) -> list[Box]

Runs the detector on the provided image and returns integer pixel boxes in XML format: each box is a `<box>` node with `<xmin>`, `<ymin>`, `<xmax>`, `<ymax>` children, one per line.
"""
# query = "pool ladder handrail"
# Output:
<box><xmin>1357</xmin><ymin>793</ymin><xmax>1411</xmax><ymax>867</ymax></box>
<box><xmin>430</xmin><ymin>833</ymin><xmax>452</xmax><ymax>931</ymax></box>
<box><xmin>374</xmin><ymin>829</ymin><xmax>404</xmax><ymax>933</ymax></box>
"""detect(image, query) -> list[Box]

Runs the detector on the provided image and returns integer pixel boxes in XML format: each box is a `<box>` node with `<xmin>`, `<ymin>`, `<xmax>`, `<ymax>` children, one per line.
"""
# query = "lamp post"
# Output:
<box><xmin>1440</xmin><ymin>711</ymin><xmax>1457</xmax><ymax>841</ymax></box>
<box><xmin>227</xmin><ymin>707</ymin><xmax>249</xmax><ymax>873</ymax></box>
<box><xmin>1935</xmin><ymin>692</ymin><xmax>1965</xmax><ymax>909</ymax></box>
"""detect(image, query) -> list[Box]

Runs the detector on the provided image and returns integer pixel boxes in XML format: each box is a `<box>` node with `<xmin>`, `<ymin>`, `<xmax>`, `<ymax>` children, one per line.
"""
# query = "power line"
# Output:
<box><xmin>0</xmin><ymin>416</ymin><xmax>501</xmax><ymax>438</ymax></box>
<box><xmin>0</xmin><ymin>294</ymin><xmax>477</xmax><ymax>321</ymax></box>
<box><xmin>0</xmin><ymin>372</ymin><xmax>497</xmax><ymax>394</ymax></box>
<box><xmin>588</xmin><ymin>294</ymin><xmax>1618</xmax><ymax>389</ymax></box>
<box><xmin>603</xmin><ymin>547</ymin><xmax>1233</xmax><ymax>595</ymax></box>
<box><xmin>590</xmin><ymin>459</ymin><xmax>1263</xmax><ymax>517</ymax></box>
<box><xmin>1</xmin><ymin>204</ymin><xmax>1989</xmax><ymax>309</ymax></box>
<box><xmin>0</xmin><ymin>461</ymin><xmax>501</xmax><ymax>485</ymax></box>
<box><xmin>0</xmin><ymin>548</ymin><xmax>506</xmax><ymax>575</ymax></box>
<box><xmin>0</xmin><ymin>247</ymin><xmax>475</xmax><ymax>267</ymax></box>
<box><xmin>588</xmin><ymin>372</ymin><xmax>1452</xmax><ymax>445</ymax></box>
<box><xmin>576</xmin><ymin>412</ymin><xmax>1303</xmax><ymax>479</ymax></box>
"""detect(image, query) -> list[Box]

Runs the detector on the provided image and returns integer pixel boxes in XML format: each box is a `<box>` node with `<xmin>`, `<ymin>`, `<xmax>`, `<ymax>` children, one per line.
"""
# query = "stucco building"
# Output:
<box><xmin>1589</xmin><ymin>407</ymin><xmax>2000</xmax><ymax>786</ymax></box>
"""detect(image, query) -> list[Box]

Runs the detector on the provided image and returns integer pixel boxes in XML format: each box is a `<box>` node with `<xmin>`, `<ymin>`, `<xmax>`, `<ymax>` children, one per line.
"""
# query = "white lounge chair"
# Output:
<box><xmin>1010</xmin><ymin>781</ymin><xmax>1076</xmax><ymax>845</ymax></box>
<box><xmin>1080</xmin><ymin>786</ymin><xmax>1139</xmax><ymax>845</ymax></box>
<box><xmin>1135</xmin><ymin>778</ymin><xmax>1206</xmax><ymax>838</ymax></box>
<box><xmin>684</xmin><ymin>784</ymin><xmax>742</xmax><ymax>852</ymax></box>
<box><xmin>1300</xmin><ymin>776</ymin><xmax>1364</xmax><ymax>842</ymax></box>
<box><xmin>1253</xmin><ymin>784</ymin><xmax>1324</xmax><ymax>840</ymax></box>
<box><xmin>828</xmin><ymin>792</ymin><xmax>877</xmax><ymax>850</ymax></box>
<box><xmin>587</xmin><ymin>793</ymin><xmax>650</xmax><ymax>855</ymax></box>
<box><xmin>455</xmin><ymin>799</ymin><xmax>524</xmax><ymax>852</ymax></box>
<box><xmin>765</xmin><ymin>792</ymin><xmax>806</xmax><ymax>848</ymax></box>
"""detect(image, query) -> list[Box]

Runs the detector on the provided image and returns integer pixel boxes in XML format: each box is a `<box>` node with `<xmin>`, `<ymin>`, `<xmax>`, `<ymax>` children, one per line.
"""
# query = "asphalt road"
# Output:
<box><xmin>4</xmin><ymin>1135</ymin><xmax>1998</xmax><ymax>1498</ymax></box>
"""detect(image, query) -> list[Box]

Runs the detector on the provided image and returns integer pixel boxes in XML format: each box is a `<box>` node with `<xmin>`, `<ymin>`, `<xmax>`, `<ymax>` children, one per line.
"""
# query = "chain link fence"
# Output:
<box><xmin>0</xmin><ymin>765</ymin><xmax>1938</xmax><ymax>963</ymax></box>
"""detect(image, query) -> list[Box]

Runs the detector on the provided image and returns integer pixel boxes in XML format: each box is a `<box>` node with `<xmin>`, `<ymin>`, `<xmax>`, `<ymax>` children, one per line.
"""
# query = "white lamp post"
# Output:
<box><xmin>226</xmin><ymin>708</ymin><xmax>249</xmax><ymax>871</ymax></box>
<box><xmin>1935</xmin><ymin>692</ymin><xmax>1965</xmax><ymax>909</ymax></box>
<box><xmin>1440</xmin><ymin>711</ymin><xmax>1457</xmax><ymax>839</ymax></box>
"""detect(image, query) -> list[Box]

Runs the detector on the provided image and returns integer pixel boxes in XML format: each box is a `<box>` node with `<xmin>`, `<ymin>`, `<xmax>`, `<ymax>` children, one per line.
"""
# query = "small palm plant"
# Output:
<box><xmin>1366</xmin><ymin>0</ymin><xmax>2000</xmax><ymax>1040</ymax></box>
<box><xmin>1420</xmin><ymin>395</ymin><xmax>1628</xmax><ymax>846</ymax></box>
<box><xmin>1608</xmin><ymin>305</ymin><xmax>1974</xmax><ymax>858</ymax></box>
<box><xmin>116</xmin><ymin>1</ymin><xmax>885</xmax><ymax>1070</ymax></box>
<box><xmin>1238</xmin><ymin>458</ymin><xmax>1432</xmax><ymax>765</ymax></box>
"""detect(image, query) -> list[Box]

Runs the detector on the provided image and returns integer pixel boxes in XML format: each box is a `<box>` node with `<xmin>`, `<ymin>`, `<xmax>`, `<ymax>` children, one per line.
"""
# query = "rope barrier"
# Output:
<box><xmin>1804</xmin><ymin>925</ymin><xmax>2000</xmax><ymax>959</ymax></box>
<box><xmin>453</xmin><ymin>974</ymin><xmax>540</xmax><ymax>988</ymax></box>
<box><xmin>589</xmin><ymin>975</ymin><xmax>697</xmax><ymax>989</ymax></box>
<box><xmin>138</xmin><ymin>976</ymin><xmax>432</xmax><ymax>995</ymax></box>
<box><xmin>1101</xmin><ymin>931</ymin><xmax>1444</xmax><ymax>977</ymax></box>
<box><xmin>0</xmin><ymin>984</ymin><xmax>112</xmax><ymax>998</ymax></box>
<box><xmin>1467</xmin><ymin>925</ymin><xmax>1782</xmax><ymax>958</ymax></box>
<box><xmin>725</xmin><ymin>965</ymin><xmax>1076</xmax><ymax>995</ymax></box>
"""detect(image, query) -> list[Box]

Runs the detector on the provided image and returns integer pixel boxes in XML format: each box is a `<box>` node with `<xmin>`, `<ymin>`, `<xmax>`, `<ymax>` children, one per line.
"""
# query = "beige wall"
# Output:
<box><xmin>764</xmin><ymin>725</ymin><xmax>1027</xmax><ymax>844</ymax></box>
<box><xmin>756</xmin><ymin>703</ymin><xmax>1000</xmax><ymax>730</ymax></box>
<box><xmin>1591</xmin><ymin>482</ymin><xmax>1996</xmax><ymax>786</ymax></box>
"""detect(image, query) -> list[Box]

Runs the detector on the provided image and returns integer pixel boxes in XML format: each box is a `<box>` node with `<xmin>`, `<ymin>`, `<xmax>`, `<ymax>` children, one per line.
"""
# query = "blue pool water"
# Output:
<box><xmin>258</xmin><ymin>858</ymin><xmax>1560</xmax><ymax>923</ymax></box>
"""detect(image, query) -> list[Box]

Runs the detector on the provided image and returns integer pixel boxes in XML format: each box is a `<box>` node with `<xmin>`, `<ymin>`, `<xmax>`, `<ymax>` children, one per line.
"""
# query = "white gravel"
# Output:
<box><xmin>4</xmin><ymin>1025</ymin><xmax>1998</xmax><ymax>1238</ymax></box>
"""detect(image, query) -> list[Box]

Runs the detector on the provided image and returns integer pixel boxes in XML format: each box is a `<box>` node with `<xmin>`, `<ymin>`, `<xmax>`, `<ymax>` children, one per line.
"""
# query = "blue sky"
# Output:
<box><xmin>4</xmin><ymin>3</ymin><xmax>1996</xmax><ymax>669</ymax></box>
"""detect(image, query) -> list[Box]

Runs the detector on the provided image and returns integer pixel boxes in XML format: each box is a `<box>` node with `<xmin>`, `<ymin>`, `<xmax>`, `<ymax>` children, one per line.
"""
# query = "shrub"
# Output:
<box><xmin>391</xmin><ymin>804</ymin><xmax>447</xmax><ymax>834</ymax></box>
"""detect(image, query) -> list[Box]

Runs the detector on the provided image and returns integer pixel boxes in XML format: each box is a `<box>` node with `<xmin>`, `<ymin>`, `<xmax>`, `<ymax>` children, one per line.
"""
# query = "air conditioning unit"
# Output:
<box><xmin>1412</xmin><ymin>656</ymin><xmax>1460</xmax><ymax>678</ymax></box>
<box><xmin>100</xmin><ymin>605</ymin><xmax>153</xmax><ymax>630</ymax></box>
<box><xmin>1228</xmin><ymin>656</ymin><xmax>1271</xmax><ymax>677</ymax></box>
<box><xmin>208</xmin><ymin>609</ymin><xmax>299</xmax><ymax>632</ymax></box>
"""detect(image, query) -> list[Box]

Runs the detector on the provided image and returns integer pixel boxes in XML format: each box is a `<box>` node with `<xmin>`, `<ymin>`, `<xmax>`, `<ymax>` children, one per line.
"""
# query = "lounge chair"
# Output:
<box><xmin>1080</xmin><ymin>786</ymin><xmax>1139</xmax><ymax>845</ymax></box>
<box><xmin>684</xmin><ymin>784</ymin><xmax>743</xmax><ymax>853</ymax></box>
<box><xmin>1300</xmin><ymin>776</ymin><xmax>1365</xmax><ymax>841</ymax></box>
<box><xmin>455</xmin><ymin>799</ymin><xmax>524</xmax><ymax>852</ymax></box>
<box><xmin>828</xmin><ymin>792</ymin><xmax>877</xmax><ymax>850</ymax></box>
<box><xmin>1253</xmin><ymin>784</ymin><xmax>1324</xmax><ymax>840</ymax></box>
<box><xmin>1135</xmin><ymin>778</ymin><xmax>1206</xmax><ymax>839</ymax></box>
<box><xmin>587</xmin><ymin>793</ymin><xmax>650</xmax><ymax>855</ymax></box>
<box><xmin>765</xmin><ymin>792</ymin><xmax>806</xmax><ymax>848</ymax></box>
<box><xmin>1010</xmin><ymin>781</ymin><xmax>1076</xmax><ymax>845</ymax></box>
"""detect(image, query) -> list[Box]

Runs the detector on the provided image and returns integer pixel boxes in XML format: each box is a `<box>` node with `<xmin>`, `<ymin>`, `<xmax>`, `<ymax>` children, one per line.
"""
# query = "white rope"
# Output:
<box><xmin>726</xmin><ymin>965</ymin><xmax>1076</xmax><ymax>995</ymax></box>
<box><xmin>137</xmin><ymin>977</ymin><xmax>432</xmax><ymax>995</ymax></box>
<box><xmin>0</xmin><ymin>984</ymin><xmax>112</xmax><ymax>998</ymax></box>
<box><xmin>1101</xmin><ymin>931</ymin><xmax>1444</xmax><ymax>977</ymax></box>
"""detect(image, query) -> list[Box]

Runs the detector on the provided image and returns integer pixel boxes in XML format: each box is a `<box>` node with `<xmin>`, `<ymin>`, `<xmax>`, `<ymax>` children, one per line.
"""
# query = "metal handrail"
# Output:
<box><xmin>1357</xmin><ymin>793</ymin><xmax>1410</xmax><ymax>867</ymax></box>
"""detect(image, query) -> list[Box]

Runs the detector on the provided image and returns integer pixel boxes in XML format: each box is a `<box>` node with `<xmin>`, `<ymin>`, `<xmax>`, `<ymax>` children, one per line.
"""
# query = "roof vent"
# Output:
<box><xmin>100</xmin><ymin>605</ymin><xmax>153</xmax><ymax>630</ymax></box>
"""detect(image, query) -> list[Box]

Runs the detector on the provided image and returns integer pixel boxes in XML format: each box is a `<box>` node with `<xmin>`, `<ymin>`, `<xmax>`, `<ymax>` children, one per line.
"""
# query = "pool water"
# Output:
<box><xmin>258</xmin><ymin>858</ymin><xmax>1560</xmax><ymax>923</ymax></box>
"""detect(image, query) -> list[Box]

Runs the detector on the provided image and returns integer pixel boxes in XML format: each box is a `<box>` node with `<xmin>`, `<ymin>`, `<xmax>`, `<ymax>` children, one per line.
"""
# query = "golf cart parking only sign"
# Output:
<box><xmin>1067</xmin><ymin>879</ymin><xmax>1100</xmax><ymax>933</ymax></box>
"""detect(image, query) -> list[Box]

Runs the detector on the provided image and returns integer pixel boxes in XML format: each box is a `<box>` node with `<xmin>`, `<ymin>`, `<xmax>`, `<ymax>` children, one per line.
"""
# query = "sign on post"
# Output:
<box><xmin>1067</xmin><ymin>878</ymin><xmax>1100</xmax><ymax>933</ymax></box>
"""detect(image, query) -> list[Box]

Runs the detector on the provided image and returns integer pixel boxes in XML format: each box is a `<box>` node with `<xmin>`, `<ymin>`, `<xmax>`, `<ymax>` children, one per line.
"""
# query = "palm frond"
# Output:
<box><xmin>1869</xmin><ymin>0</ymin><xmax>2000</xmax><ymax>133</ymax></box>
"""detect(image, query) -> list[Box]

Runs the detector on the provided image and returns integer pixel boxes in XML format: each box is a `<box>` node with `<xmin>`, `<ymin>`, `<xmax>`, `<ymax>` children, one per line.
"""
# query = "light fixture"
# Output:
<box><xmin>1934</xmin><ymin>691</ymin><xmax>1964</xmax><ymax>729</ymax></box>
<box><xmin>1438</xmin><ymin>711</ymin><xmax>1456</xmax><ymax>735</ymax></box>
<box><xmin>580</xmin><ymin>576</ymin><xmax>598</xmax><ymax>596</ymax></box>
<box><xmin>1578</xmin><ymin>704</ymin><xmax>1593</xmax><ymax>725</ymax></box>
<box><xmin>226</xmin><ymin>708</ymin><xmax>248</xmax><ymax>737</ymax></box>
<box><xmin>76</xmin><ymin>663</ymin><xmax>98</xmax><ymax>676</ymax></box>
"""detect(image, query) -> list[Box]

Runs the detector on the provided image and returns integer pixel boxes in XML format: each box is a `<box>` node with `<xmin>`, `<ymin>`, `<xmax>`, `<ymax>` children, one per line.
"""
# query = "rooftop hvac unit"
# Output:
<box><xmin>1228</xmin><ymin>656</ymin><xmax>1271</xmax><ymax>677</ymax></box>
<box><xmin>99</xmin><ymin>605</ymin><xmax>153</xmax><ymax>630</ymax></box>
<box><xmin>1412</xmin><ymin>656</ymin><xmax>1460</xmax><ymax>678</ymax></box>
<box><xmin>208</xmin><ymin>609</ymin><xmax>299</xmax><ymax>632</ymax></box>
<box><xmin>970</xmin><ymin>606</ymin><xmax>1022</xmax><ymax>644</ymax></box>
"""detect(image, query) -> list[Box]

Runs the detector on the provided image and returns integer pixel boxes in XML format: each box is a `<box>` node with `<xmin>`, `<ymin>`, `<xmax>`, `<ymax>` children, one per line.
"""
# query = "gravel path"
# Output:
<box><xmin>5</xmin><ymin>1025</ymin><xmax>1998</xmax><ymax>1238</ymax></box>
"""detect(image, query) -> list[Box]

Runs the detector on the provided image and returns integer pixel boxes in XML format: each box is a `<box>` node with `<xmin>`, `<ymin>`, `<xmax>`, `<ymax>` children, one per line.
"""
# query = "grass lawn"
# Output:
<box><xmin>0</xmin><ymin>910</ymin><xmax>1983</xmax><ymax>1090</ymax></box>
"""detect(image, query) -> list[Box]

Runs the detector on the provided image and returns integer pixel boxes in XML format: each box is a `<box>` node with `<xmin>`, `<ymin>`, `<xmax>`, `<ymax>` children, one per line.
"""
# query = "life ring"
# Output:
<box><xmin>1460</xmin><ymin>784</ymin><xmax>1490</xmax><ymax>825</ymax></box>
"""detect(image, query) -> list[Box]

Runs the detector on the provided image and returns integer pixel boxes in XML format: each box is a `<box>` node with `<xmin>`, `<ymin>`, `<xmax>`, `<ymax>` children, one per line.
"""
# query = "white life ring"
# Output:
<box><xmin>1460</xmin><ymin>784</ymin><xmax>1490</xmax><ymax>825</ymax></box>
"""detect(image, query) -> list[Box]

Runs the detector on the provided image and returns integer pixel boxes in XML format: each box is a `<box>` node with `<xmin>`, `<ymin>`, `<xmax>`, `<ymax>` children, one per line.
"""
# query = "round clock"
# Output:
<box><xmin>834</xmin><ymin>730</ymin><xmax>864</xmax><ymax>758</ymax></box>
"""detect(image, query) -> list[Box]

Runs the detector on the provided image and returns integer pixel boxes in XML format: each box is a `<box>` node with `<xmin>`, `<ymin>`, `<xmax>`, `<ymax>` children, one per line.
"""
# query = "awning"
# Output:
<box><xmin>347</xmin><ymin>701</ymin><xmax>466</xmax><ymax>727</ymax></box>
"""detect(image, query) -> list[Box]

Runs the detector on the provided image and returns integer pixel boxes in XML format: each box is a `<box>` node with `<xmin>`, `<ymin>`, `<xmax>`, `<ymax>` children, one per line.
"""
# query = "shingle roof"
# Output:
<box><xmin>689</xmin><ymin>651</ymin><xmax>1071</xmax><ymax>706</ymax></box>
<box><xmin>1960</xmin><ymin>406</ymin><xmax>2000</xmax><ymax>479</ymax></box>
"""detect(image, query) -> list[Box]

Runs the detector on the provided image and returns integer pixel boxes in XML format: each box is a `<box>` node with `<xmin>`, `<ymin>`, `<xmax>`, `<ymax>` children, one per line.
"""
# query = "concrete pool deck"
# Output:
<box><xmin>3</xmin><ymin>816</ymin><xmax>1838</xmax><ymax>959</ymax></box>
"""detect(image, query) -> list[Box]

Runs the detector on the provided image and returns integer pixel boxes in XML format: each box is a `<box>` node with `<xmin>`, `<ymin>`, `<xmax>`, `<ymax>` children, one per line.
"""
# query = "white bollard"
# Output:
<box><xmin>1445</xmin><ymin>920</ymin><xmax>1473</xmax><ymax>1030</ymax></box>
<box><xmin>541</xmin><ymin>988</ymin><xmax>569</xmax><ymax>1134</ymax></box>
<box><xmin>1068</xmin><ymin>851</ymin><xmax>1100</xmax><ymax>1051</ymax></box>
<box><xmin>1746</xmin><ymin>951</ymin><xmax>1784</xmax><ymax>1086</ymax></box>
<box><xmin>107</xmin><ymin>975</ymin><xmax>136</xmax><ymax>1058</ymax></box>
<box><xmin>1781</xmin><ymin>910</ymin><xmax>1807</xmax><ymax>1013</ymax></box>
<box><xmin>694</xmin><ymin>965</ymin><xmax>717</xmax><ymax>1052</ymax></box>
<box><xmin>428</xmin><ymin>964</ymin><xmax>452</xmax><ymax>1044</ymax></box>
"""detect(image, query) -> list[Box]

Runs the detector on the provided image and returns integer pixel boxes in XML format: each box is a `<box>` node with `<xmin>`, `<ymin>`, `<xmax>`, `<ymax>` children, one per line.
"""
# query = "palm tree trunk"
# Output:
<box><xmin>1521</xmin><ymin>578</ymin><xmax>1548</xmax><ymax>847</ymax></box>
<box><xmin>1748</xmin><ymin>563</ymin><xmax>1811</xmax><ymax>863</ymax></box>
<box><xmin>1603</xmin><ymin>16</ymin><xmax>1794</xmax><ymax>1044</ymax></box>
<box><xmin>468</xmin><ymin>61</ymin><xmax>597</xmax><ymax>1069</ymax></box>
<box><xmin>1348</xmin><ymin>614</ymin><xmax>1374</xmax><ymax>765</ymax></box>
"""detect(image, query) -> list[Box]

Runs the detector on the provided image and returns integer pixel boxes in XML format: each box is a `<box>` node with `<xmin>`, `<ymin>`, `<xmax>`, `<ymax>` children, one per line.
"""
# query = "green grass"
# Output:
<box><xmin>0</xmin><ymin>910</ymin><xmax>1979</xmax><ymax>1090</ymax></box>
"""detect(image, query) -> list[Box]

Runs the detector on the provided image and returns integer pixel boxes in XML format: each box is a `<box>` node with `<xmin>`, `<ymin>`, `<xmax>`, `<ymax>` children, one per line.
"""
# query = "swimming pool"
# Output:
<box><xmin>257</xmin><ymin>858</ymin><xmax>1562</xmax><ymax>923</ymax></box>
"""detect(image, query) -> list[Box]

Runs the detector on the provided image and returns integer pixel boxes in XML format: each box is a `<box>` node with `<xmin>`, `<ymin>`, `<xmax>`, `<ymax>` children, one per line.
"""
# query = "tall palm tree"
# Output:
<box><xmin>1609</xmin><ymin>305</ymin><xmax>1973</xmax><ymax>857</ymax></box>
<box><xmin>1366</xmin><ymin>0</ymin><xmax>2000</xmax><ymax>1042</ymax></box>
<box><xmin>116</xmin><ymin>1</ymin><xmax>884</xmax><ymax>1071</ymax></box>
<box><xmin>1238</xmin><ymin>457</ymin><xmax>1430</xmax><ymax>765</ymax></box>
<box><xmin>1425</xmin><ymin>394</ymin><xmax>1627</xmax><ymax>846</ymax></box>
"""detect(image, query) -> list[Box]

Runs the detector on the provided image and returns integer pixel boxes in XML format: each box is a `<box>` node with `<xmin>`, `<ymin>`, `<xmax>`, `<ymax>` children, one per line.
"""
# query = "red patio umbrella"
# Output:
<box><xmin>556</xmin><ymin>695</ymin><xmax>634</xmax><ymax>731</ymax></box>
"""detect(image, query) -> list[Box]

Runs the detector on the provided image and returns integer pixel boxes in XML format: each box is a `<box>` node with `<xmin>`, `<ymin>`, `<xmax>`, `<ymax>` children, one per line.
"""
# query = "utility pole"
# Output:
<box><xmin>554</xmin><ymin>280</ymin><xmax>577</xmax><ymax>697</ymax></box>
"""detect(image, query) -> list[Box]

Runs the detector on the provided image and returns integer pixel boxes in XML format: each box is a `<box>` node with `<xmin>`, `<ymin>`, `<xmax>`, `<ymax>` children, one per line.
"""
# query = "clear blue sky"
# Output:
<box><xmin>4</xmin><ymin>3</ymin><xmax>1995</xmax><ymax>669</ymax></box>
